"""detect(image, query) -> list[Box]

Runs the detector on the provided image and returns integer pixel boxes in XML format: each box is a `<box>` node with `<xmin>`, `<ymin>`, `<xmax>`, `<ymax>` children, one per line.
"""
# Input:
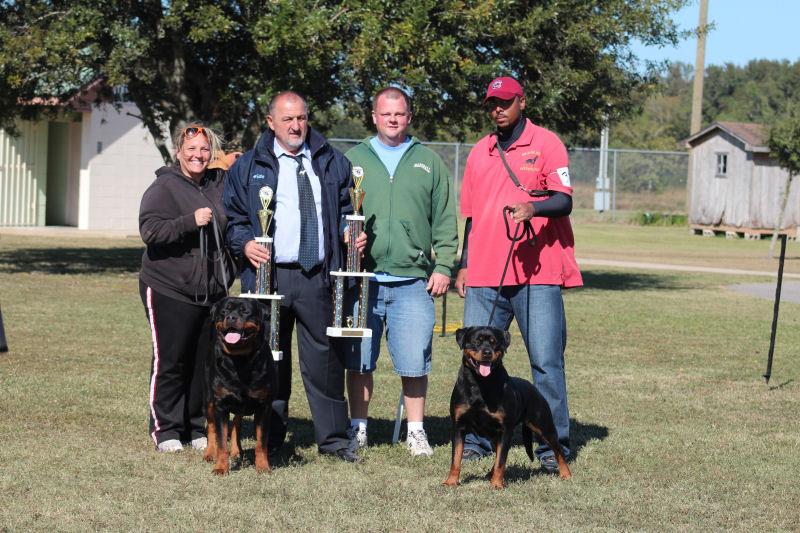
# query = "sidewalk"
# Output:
<box><xmin>578</xmin><ymin>258</ymin><xmax>800</xmax><ymax>280</ymax></box>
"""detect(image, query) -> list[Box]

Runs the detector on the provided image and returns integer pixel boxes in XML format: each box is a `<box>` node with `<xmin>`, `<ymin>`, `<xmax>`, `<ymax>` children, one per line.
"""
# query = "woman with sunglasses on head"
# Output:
<box><xmin>138</xmin><ymin>123</ymin><xmax>234</xmax><ymax>453</ymax></box>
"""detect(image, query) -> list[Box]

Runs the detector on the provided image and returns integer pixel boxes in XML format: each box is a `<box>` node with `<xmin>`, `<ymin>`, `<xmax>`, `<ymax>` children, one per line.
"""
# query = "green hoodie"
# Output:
<box><xmin>345</xmin><ymin>137</ymin><xmax>458</xmax><ymax>279</ymax></box>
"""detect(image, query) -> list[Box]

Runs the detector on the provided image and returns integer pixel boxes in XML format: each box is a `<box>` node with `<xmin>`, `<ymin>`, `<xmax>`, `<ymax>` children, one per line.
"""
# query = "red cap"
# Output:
<box><xmin>483</xmin><ymin>76</ymin><xmax>524</xmax><ymax>103</ymax></box>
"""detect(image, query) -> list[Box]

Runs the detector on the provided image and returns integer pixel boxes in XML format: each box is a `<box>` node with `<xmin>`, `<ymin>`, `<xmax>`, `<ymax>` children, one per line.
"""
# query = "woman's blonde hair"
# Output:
<box><xmin>172</xmin><ymin>122</ymin><xmax>224</xmax><ymax>166</ymax></box>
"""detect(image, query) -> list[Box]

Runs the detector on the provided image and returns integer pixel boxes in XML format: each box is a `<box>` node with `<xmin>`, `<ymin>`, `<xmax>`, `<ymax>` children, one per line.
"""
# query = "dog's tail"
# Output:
<box><xmin>523</xmin><ymin>425</ymin><xmax>535</xmax><ymax>462</ymax></box>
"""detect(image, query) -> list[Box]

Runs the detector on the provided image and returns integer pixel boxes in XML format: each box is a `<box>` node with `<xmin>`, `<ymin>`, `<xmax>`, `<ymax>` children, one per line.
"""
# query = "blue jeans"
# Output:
<box><xmin>343</xmin><ymin>279</ymin><xmax>434</xmax><ymax>377</ymax></box>
<box><xmin>462</xmin><ymin>285</ymin><xmax>570</xmax><ymax>460</ymax></box>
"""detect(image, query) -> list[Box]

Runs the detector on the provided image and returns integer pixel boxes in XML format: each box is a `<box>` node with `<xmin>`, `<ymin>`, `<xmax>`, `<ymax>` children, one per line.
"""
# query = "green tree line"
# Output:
<box><xmin>610</xmin><ymin>59</ymin><xmax>800</xmax><ymax>151</ymax></box>
<box><xmin>1</xmin><ymin>0</ymin><xmax>689</xmax><ymax>163</ymax></box>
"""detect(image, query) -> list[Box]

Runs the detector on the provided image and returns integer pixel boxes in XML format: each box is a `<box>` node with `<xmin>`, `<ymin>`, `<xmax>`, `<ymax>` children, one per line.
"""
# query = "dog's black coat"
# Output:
<box><xmin>443</xmin><ymin>326</ymin><xmax>571</xmax><ymax>487</ymax></box>
<box><xmin>204</xmin><ymin>296</ymin><xmax>273</xmax><ymax>474</ymax></box>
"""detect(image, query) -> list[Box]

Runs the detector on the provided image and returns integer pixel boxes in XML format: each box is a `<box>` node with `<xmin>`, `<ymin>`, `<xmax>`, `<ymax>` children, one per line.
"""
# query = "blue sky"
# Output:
<box><xmin>632</xmin><ymin>0</ymin><xmax>800</xmax><ymax>67</ymax></box>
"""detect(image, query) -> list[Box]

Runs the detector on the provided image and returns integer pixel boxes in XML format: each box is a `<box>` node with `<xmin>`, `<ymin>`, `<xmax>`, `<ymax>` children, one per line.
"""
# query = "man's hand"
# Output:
<box><xmin>244</xmin><ymin>240</ymin><xmax>270</xmax><ymax>269</ymax></box>
<box><xmin>344</xmin><ymin>230</ymin><xmax>368</xmax><ymax>257</ymax></box>
<box><xmin>427</xmin><ymin>272</ymin><xmax>450</xmax><ymax>298</ymax></box>
<box><xmin>455</xmin><ymin>268</ymin><xmax>467</xmax><ymax>298</ymax></box>
<box><xmin>508</xmin><ymin>202</ymin><xmax>534</xmax><ymax>223</ymax></box>
<box><xmin>194</xmin><ymin>207</ymin><xmax>213</xmax><ymax>227</ymax></box>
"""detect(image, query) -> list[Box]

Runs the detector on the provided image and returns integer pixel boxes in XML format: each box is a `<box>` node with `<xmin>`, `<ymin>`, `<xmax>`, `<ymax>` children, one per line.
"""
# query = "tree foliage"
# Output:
<box><xmin>611</xmin><ymin>59</ymin><xmax>800</xmax><ymax>151</ymax></box>
<box><xmin>1</xmin><ymin>0</ymin><xmax>688</xmax><ymax>162</ymax></box>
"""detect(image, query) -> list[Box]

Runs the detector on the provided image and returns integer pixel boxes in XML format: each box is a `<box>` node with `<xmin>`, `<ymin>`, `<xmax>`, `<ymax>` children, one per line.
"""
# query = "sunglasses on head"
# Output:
<box><xmin>181</xmin><ymin>125</ymin><xmax>206</xmax><ymax>139</ymax></box>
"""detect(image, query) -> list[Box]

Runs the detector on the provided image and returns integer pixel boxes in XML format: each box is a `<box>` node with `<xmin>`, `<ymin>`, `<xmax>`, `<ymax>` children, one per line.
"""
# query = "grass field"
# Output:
<box><xmin>1</xmin><ymin>225</ymin><xmax>799</xmax><ymax>531</ymax></box>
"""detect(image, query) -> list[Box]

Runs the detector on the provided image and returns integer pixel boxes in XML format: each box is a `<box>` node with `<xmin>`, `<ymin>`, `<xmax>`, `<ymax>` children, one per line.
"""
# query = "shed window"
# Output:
<box><xmin>716</xmin><ymin>153</ymin><xmax>728</xmax><ymax>177</ymax></box>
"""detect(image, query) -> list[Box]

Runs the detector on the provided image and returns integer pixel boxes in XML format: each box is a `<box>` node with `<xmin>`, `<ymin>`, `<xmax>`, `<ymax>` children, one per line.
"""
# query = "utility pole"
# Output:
<box><xmin>690</xmin><ymin>0</ymin><xmax>709</xmax><ymax>135</ymax></box>
<box><xmin>688</xmin><ymin>0</ymin><xmax>709</xmax><ymax>219</ymax></box>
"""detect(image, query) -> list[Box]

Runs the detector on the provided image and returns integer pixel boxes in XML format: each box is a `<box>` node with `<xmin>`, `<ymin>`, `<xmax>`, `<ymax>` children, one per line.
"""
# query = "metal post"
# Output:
<box><xmin>764</xmin><ymin>234</ymin><xmax>787</xmax><ymax>384</ymax></box>
<box><xmin>612</xmin><ymin>150</ymin><xmax>618</xmax><ymax>221</ymax></box>
<box><xmin>392</xmin><ymin>389</ymin><xmax>405</xmax><ymax>445</ymax></box>
<box><xmin>440</xmin><ymin>291</ymin><xmax>447</xmax><ymax>337</ymax></box>
<box><xmin>0</xmin><ymin>304</ymin><xmax>8</xmax><ymax>353</ymax></box>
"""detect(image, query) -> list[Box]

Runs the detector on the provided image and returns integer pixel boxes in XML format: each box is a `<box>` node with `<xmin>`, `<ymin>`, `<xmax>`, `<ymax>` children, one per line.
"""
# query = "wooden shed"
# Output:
<box><xmin>685</xmin><ymin>121</ymin><xmax>799</xmax><ymax>237</ymax></box>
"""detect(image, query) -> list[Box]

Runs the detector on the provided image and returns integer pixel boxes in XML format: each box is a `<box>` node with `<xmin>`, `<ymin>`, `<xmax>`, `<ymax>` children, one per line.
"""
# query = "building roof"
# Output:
<box><xmin>684</xmin><ymin>121</ymin><xmax>770</xmax><ymax>153</ymax></box>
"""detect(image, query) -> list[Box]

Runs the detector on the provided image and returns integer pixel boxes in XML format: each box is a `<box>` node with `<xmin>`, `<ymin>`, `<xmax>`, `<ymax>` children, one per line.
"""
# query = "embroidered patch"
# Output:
<box><xmin>491</xmin><ymin>80</ymin><xmax>503</xmax><ymax>89</ymax></box>
<box><xmin>414</xmin><ymin>162</ymin><xmax>431</xmax><ymax>173</ymax></box>
<box><xmin>252</xmin><ymin>173</ymin><xmax>265</xmax><ymax>181</ymax></box>
<box><xmin>555</xmin><ymin>167</ymin><xmax>571</xmax><ymax>186</ymax></box>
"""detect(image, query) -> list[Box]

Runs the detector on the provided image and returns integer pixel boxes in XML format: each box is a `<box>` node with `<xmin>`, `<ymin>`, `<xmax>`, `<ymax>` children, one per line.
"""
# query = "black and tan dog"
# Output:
<box><xmin>443</xmin><ymin>326</ymin><xmax>571</xmax><ymax>488</ymax></box>
<box><xmin>204</xmin><ymin>297</ymin><xmax>273</xmax><ymax>475</ymax></box>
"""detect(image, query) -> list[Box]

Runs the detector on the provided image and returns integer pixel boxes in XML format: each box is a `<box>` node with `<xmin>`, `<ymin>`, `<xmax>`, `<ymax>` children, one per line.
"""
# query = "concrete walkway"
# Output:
<box><xmin>578</xmin><ymin>258</ymin><xmax>800</xmax><ymax>280</ymax></box>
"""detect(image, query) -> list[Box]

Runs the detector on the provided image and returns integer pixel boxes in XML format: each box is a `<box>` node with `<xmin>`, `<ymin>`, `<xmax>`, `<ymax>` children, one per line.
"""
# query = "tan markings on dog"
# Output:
<box><xmin>214</xmin><ymin>384</ymin><xmax>236</xmax><ymax>398</ymax></box>
<box><xmin>490</xmin><ymin>440</ymin><xmax>506</xmax><ymax>489</ymax></box>
<box><xmin>247</xmin><ymin>387</ymin><xmax>270</xmax><ymax>401</ymax></box>
<box><xmin>230</xmin><ymin>415</ymin><xmax>242</xmax><ymax>461</ymax></box>
<box><xmin>452</xmin><ymin>404</ymin><xmax>469</xmax><ymax>420</ymax></box>
<box><xmin>204</xmin><ymin>402</ymin><xmax>217</xmax><ymax>463</ymax></box>
<box><xmin>254</xmin><ymin>417</ymin><xmax>271</xmax><ymax>473</ymax></box>
<box><xmin>443</xmin><ymin>437</ymin><xmax>465</xmax><ymax>486</ymax></box>
<box><xmin>463</xmin><ymin>348</ymin><xmax>483</xmax><ymax>364</ymax></box>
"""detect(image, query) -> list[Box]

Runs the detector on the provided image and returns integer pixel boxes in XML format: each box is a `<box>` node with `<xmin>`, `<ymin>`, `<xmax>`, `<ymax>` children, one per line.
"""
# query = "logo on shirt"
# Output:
<box><xmin>555</xmin><ymin>167</ymin><xmax>571</xmax><ymax>186</ymax></box>
<box><xmin>414</xmin><ymin>162</ymin><xmax>431</xmax><ymax>173</ymax></box>
<box><xmin>252</xmin><ymin>173</ymin><xmax>265</xmax><ymax>181</ymax></box>
<box><xmin>525</xmin><ymin>157</ymin><xmax>538</xmax><ymax>165</ymax></box>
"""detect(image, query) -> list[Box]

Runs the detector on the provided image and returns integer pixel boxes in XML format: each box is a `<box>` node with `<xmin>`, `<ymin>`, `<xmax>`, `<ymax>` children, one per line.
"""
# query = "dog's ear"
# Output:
<box><xmin>455</xmin><ymin>327</ymin><xmax>469</xmax><ymax>349</ymax></box>
<box><xmin>502</xmin><ymin>329</ymin><xmax>511</xmax><ymax>350</ymax></box>
<box><xmin>210</xmin><ymin>298</ymin><xmax>224</xmax><ymax>319</ymax></box>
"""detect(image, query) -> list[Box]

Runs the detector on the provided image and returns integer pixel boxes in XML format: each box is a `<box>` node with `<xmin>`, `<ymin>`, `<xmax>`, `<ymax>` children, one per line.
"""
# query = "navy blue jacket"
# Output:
<box><xmin>223</xmin><ymin>127</ymin><xmax>354</xmax><ymax>291</ymax></box>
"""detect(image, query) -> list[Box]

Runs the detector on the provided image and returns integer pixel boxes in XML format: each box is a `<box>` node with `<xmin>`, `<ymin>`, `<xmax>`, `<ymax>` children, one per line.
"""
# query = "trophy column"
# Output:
<box><xmin>239</xmin><ymin>186</ymin><xmax>284</xmax><ymax>361</ymax></box>
<box><xmin>327</xmin><ymin>167</ymin><xmax>374</xmax><ymax>338</ymax></box>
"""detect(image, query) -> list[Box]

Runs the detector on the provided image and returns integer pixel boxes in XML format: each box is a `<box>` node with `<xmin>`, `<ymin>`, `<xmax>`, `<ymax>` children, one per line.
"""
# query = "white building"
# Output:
<box><xmin>0</xmin><ymin>84</ymin><xmax>165</xmax><ymax>232</ymax></box>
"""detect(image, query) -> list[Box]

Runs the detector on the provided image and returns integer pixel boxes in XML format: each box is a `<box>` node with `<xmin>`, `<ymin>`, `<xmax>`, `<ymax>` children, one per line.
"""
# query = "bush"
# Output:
<box><xmin>634</xmin><ymin>211</ymin><xmax>688</xmax><ymax>226</ymax></box>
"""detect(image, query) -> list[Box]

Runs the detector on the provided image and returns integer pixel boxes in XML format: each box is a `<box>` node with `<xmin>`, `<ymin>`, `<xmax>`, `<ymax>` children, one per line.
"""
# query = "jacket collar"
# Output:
<box><xmin>253</xmin><ymin>127</ymin><xmax>330</xmax><ymax>165</ymax></box>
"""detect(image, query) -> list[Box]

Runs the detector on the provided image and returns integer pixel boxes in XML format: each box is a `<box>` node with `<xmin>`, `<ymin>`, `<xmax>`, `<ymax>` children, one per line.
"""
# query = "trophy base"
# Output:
<box><xmin>326</xmin><ymin>327</ymin><xmax>372</xmax><ymax>338</ymax></box>
<box><xmin>238</xmin><ymin>293</ymin><xmax>284</xmax><ymax>300</ymax></box>
<box><xmin>271</xmin><ymin>350</ymin><xmax>283</xmax><ymax>361</ymax></box>
<box><xmin>329</xmin><ymin>271</ymin><xmax>375</xmax><ymax>278</ymax></box>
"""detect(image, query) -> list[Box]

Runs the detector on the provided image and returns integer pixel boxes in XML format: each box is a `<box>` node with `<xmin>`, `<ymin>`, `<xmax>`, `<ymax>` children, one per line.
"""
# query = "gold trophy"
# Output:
<box><xmin>328</xmin><ymin>166</ymin><xmax>375</xmax><ymax>338</ymax></box>
<box><xmin>240</xmin><ymin>185</ymin><xmax>284</xmax><ymax>360</ymax></box>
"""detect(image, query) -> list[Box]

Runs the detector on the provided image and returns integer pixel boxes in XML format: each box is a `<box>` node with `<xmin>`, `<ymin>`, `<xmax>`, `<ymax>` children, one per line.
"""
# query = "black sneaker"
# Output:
<box><xmin>461</xmin><ymin>448</ymin><xmax>487</xmax><ymax>462</ymax></box>
<box><xmin>540</xmin><ymin>455</ymin><xmax>559</xmax><ymax>474</ymax></box>
<box><xmin>321</xmin><ymin>447</ymin><xmax>362</xmax><ymax>463</ymax></box>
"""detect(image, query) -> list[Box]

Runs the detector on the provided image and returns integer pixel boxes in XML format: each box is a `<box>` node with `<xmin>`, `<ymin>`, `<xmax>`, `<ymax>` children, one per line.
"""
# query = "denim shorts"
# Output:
<box><xmin>342</xmin><ymin>278</ymin><xmax>434</xmax><ymax>377</ymax></box>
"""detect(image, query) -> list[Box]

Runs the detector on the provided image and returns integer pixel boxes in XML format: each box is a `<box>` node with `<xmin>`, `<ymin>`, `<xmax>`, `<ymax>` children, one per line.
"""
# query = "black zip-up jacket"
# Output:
<box><xmin>139</xmin><ymin>165</ymin><xmax>232</xmax><ymax>306</ymax></box>
<box><xmin>223</xmin><ymin>127</ymin><xmax>354</xmax><ymax>292</ymax></box>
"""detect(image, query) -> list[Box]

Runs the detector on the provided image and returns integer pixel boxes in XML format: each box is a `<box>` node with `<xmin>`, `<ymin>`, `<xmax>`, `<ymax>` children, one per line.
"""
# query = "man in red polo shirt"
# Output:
<box><xmin>455</xmin><ymin>76</ymin><xmax>582</xmax><ymax>473</ymax></box>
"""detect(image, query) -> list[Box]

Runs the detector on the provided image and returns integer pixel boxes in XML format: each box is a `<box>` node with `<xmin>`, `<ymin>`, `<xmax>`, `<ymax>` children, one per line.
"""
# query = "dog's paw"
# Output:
<box><xmin>442</xmin><ymin>477</ymin><xmax>460</xmax><ymax>487</ymax></box>
<box><xmin>211</xmin><ymin>466</ymin><xmax>229</xmax><ymax>476</ymax></box>
<box><xmin>489</xmin><ymin>479</ymin><xmax>506</xmax><ymax>489</ymax></box>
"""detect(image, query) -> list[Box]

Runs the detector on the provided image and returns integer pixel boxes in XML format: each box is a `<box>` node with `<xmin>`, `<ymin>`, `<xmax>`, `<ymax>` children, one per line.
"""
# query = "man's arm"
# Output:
<box><xmin>454</xmin><ymin>217</ymin><xmax>471</xmax><ymax>298</ymax></box>
<box><xmin>223</xmin><ymin>157</ymin><xmax>267</xmax><ymax>268</ymax></box>
<box><xmin>427</xmin><ymin>155</ymin><xmax>459</xmax><ymax>297</ymax></box>
<box><xmin>508</xmin><ymin>192</ymin><xmax>572</xmax><ymax>223</ymax></box>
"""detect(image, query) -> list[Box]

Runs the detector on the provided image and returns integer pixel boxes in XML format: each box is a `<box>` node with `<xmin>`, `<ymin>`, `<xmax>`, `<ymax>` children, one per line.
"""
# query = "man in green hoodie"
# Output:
<box><xmin>343</xmin><ymin>87</ymin><xmax>458</xmax><ymax>456</ymax></box>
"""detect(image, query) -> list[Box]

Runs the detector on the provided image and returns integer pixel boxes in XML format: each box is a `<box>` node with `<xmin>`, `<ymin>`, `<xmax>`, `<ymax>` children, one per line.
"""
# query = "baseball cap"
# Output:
<box><xmin>483</xmin><ymin>76</ymin><xmax>524</xmax><ymax>103</ymax></box>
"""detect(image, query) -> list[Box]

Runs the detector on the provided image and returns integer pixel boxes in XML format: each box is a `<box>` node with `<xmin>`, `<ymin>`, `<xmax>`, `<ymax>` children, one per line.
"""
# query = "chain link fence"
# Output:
<box><xmin>330</xmin><ymin>138</ymin><xmax>689</xmax><ymax>218</ymax></box>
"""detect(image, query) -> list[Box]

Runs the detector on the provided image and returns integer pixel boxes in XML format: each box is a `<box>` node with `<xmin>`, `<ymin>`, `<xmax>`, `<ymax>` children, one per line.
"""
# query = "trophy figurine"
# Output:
<box><xmin>328</xmin><ymin>166</ymin><xmax>375</xmax><ymax>338</ymax></box>
<box><xmin>239</xmin><ymin>185</ymin><xmax>284</xmax><ymax>360</ymax></box>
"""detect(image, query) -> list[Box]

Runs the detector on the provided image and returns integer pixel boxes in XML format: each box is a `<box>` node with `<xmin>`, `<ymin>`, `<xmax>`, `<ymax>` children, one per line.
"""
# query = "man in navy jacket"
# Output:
<box><xmin>225</xmin><ymin>91</ymin><xmax>363</xmax><ymax>462</ymax></box>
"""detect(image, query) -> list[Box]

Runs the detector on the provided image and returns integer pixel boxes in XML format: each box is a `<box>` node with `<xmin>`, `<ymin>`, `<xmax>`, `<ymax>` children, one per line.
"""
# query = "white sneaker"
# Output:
<box><xmin>156</xmin><ymin>439</ymin><xmax>183</xmax><ymax>453</ymax></box>
<box><xmin>347</xmin><ymin>426</ymin><xmax>368</xmax><ymax>451</ymax></box>
<box><xmin>190</xmin><ymin>437</ymin><xmax>207</xmax><ymax>451</ymax></box>
<box><xmin>406</xmin><ymin>429</ymin><xmax>433</xmax><ymax>457</ymax></box>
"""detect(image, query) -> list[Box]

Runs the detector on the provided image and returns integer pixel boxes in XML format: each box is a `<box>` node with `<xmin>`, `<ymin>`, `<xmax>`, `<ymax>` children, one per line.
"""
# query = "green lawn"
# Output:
<box><xmin>0</xmin><ymin>227</ymin><xmax>798</xmax><ymax>531</ymax></box>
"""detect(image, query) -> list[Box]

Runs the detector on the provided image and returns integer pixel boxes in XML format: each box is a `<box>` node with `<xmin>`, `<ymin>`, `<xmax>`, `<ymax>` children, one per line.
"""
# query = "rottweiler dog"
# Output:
<box><xmin>443</xmin><ymin>326</ymin><xmax>571</xmax><ymax>488</ymax></box>
<box><xmin>204</xmin><ymin>297</ymin><xmax>273</xmax><ymax>475</ymax></box>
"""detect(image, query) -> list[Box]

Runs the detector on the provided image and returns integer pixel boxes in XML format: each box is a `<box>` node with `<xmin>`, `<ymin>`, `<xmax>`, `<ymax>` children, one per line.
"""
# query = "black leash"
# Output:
<box><xmin>486</xmin><ymin>206</ymin><xmax>536</xmax><ymax>325</ymax></box>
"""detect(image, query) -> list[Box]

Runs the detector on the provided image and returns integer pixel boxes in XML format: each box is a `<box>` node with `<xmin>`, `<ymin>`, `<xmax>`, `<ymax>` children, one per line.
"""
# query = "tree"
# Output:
<box><xmin>767</xmin><ymin>103</ymin><xmax>800</xmax><ymax>256</ymax></box>
<box><xmin>1</xmin><ymin>0</ymin><xmax>689</xmax><ymax>162</ymax></box>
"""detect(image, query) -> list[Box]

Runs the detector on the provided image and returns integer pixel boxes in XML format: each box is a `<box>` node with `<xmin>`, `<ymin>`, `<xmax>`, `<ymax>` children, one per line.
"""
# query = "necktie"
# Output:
<box><xmin>289</xmin><ymin>154</ymin><xmax>319</xmax><ymax>271</ymax></box>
